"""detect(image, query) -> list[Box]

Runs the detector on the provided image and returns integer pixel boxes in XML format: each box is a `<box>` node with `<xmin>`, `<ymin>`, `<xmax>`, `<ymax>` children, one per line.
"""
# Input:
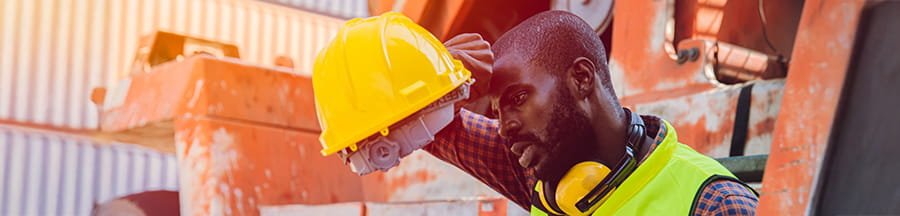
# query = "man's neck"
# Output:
<box><xmin>591</xmin><ymin>108</ymin><xmax>628</xmax><ymax>165</ymax></box>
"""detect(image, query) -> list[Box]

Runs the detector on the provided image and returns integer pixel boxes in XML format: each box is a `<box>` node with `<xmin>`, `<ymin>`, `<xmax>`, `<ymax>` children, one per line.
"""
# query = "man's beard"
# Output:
<box><xmin>532</xmin><ymin>86</ymin><xmax>599</xmax><ymax>183</ymax></box>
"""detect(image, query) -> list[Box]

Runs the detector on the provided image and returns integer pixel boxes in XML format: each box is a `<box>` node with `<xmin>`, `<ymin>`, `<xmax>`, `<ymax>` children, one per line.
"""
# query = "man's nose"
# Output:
<box><xmin>498</xmin><ymin>119</ymin><xmax>522</xmax><ymax>138</ymax></box>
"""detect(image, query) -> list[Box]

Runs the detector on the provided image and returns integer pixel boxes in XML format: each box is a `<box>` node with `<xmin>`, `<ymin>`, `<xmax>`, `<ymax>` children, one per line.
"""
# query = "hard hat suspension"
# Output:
<box><xmin>338</xmin><ymin>82</ymin><xmax>471</xmax><ymax>175</ymax></box>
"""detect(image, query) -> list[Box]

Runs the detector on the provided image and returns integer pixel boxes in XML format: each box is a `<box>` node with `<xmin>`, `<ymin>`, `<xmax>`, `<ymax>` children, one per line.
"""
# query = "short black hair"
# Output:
<box><xmin>492</xmin><ymin>10</ymin><xmax>613</xmax><ymax>95</ymax></box>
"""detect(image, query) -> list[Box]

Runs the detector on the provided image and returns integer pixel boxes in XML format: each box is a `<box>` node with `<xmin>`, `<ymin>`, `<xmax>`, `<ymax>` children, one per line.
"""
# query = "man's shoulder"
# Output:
<box><xmin>694</xmin><ymin>179</ymin><xmax>758</xmax><ymax>216</ymax></box>
<box><xmin>706</xmin><ymin>180</ymin><xmax>757</xmax><ymax>197</ymax></box>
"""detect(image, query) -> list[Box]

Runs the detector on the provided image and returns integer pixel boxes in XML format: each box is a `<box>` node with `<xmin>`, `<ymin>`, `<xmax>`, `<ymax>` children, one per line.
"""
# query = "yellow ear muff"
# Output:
<box><xmin>532</xmin><ymin>109</ymin><xmax>644</xmax><ymax>215</ymax></box>
<box><xmin>535</xmin><ymin>181</ymin><xmax>564</xmax><ymax>215</ymax></box>
<box><xmin>555</xmin><ymin>161</ymin><xmax>613</xmax><ymax>216</ymax></box>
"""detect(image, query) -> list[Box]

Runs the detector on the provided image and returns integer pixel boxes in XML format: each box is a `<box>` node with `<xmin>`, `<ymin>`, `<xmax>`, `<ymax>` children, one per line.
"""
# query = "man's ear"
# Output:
<box><xmin>569</xmin><ymin>57</ymin><xmax>596</xmax><ymax>99</ymax></box>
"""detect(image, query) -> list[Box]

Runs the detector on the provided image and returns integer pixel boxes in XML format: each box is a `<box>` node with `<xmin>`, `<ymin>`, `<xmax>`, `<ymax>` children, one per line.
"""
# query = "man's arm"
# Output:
<box><xmin>424</xmin><ymin>33</ymin><xmax>533</xmax><ymax>209</ymax></box>
<box><xmin>422</xmin><ymin>108</ymin><xmax>535</xmax><ymax>209</ymax></box>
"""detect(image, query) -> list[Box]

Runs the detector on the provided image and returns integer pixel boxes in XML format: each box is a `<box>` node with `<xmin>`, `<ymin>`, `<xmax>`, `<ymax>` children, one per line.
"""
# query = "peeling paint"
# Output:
<box><xmin>634</xmin><ymin>80</ymin><xmax>784</xmax><ymax>157</ymax></box>
<box><xmin>379</xmin><ymin>151</ymin><xmax>503</xmax><ymax>202</ymax></box>
<box><xmin>757</xmin><ymin>2</ymin><xmax>865</xmax><ymax>214</ymax></box>
<box><xmin>210</xmin><ymin>127</ymin><xmax>238</xmax><ymax>177</ymax></box>
<box><xmin>210</xmin><ymin>197</ymin><xmax>224</xmax><ymax>216</ymax></box>
<box><xmin>188</xmin><ymin>80</ymin><xmax>205</xmax><ymax>108</ymax></box>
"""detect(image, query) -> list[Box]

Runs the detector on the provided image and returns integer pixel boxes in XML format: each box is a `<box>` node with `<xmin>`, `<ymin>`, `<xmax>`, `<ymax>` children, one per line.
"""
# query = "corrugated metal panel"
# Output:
<box><xmin>0</xmin><ymin>125</ymin><xmax>179</xmax><ymax>216</ymax></box>
<box><xmin>259</xmin><ymin>0</ymin><xmax>369</xmax><ymax>18</ymax></box>
<box><xmin>0</xmin><ymin>0</ymin><xmax>348</xmax><ymax>130</ymax></box>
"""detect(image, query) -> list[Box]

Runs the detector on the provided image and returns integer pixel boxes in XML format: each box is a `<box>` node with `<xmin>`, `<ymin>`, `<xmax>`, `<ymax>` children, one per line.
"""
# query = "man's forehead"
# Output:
<box><xmin>489</xmin><ymin>54</ymin><xmax>529</xmax><ymax>96</ymax></box>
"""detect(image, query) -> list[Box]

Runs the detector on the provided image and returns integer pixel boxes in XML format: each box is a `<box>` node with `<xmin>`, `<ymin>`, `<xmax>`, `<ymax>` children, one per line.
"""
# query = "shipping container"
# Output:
<box><xmin>0</xmin><ymin>0</ymin><xmax>354</xmax><ymax>130</ymax></box>
<box><xmin>0</xmin><ymin>125</ymin><xmax>179</xmax><ymax>216</ymax></box>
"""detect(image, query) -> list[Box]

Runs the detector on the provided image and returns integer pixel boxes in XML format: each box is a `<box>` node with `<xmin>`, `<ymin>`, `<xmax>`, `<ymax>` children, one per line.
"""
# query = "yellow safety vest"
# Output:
<box><xmin>530</xmin><ymin>120</ymin><xmax>754</xmax><ymax>216</ymax></box>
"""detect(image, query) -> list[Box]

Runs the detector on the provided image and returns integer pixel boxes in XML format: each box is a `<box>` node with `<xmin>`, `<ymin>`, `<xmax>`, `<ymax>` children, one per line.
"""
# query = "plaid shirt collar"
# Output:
<box><xmin>637</xmin><ymin>114</ymin><xmax>666</xmax><ymax>163</ymax></box>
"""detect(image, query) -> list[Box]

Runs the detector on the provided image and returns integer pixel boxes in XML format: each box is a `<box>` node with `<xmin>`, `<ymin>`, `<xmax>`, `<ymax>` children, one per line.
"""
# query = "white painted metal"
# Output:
<box><xmin>0</xmin><ymin>0</ymin><xmax>353</xmax><ymax>130</ymax></box>
<box><xmin>0</xmin><ymin>125</ymin><xmax>179</xmax><ymax>216</ymax></box>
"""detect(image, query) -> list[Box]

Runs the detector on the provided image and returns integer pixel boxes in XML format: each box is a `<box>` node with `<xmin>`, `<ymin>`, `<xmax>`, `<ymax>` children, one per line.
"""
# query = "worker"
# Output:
<box><xmin>313</xmin><ymin>11</ymin><xmax>758</xmax><ymax>216</ymax></box>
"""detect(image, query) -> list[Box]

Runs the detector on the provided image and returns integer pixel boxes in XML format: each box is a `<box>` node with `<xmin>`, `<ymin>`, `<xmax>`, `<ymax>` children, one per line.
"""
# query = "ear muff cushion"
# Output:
<box><xmin>534</xmin><ymin>181</ymin><xmax>565</xmax><ymax>215</ymax></box>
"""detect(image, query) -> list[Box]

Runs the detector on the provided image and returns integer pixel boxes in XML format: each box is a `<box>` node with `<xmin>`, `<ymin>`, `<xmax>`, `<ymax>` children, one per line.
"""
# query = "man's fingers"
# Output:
<box><xmin>453</xmin><ymin>52</ymin><xmax>491</xmax><ymax>96</ymax></box>
<box><xmin>454</xmin><ymin>38</ymin><xmax>491</xmax><ymax>50</ymax></box>
<box><xmin>465</xmin><ymin>49</ymin><xmax>494</xmax><ymax>62</ymax></box>
<box><xmin>443</xmin><ymin>33</ymin><xmax>484</xmax><ymax>47</ymax></box>
<box><xmin>455</xmin><ymin>52</ymin><xmax>492</xmax><ymax>74</ymax></box>
<box><xmin>444</xmin><ymin>33</ymin><xmax>492</xmax><ymax>100</ymax></box>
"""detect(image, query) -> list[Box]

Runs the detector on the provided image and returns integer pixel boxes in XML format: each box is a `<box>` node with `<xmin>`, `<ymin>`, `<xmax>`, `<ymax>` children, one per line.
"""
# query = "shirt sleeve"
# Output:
<box><xmin>693</xmin><ymin>179</ymin><xmax>759</xmax><ymax>216</ymax></box>
<box><xmin>423</xmin><ymin>108</ymin><xmax>535</xmax><ymax>210</ymax></box>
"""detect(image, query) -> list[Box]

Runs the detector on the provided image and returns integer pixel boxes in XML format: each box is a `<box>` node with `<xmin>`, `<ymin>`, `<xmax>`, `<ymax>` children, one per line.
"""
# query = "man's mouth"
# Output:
<box><xmin>511</xmin><ymin>141</ymin><xmax>545</xmax><ymax>168</ymax></box>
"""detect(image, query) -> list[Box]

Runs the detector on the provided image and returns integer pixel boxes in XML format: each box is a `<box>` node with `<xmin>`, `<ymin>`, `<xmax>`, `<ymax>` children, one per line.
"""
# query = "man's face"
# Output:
<box><xmin>490</xmin><ymin>54</ymin><xmax>599</xmax><ymax>182</ymax></box>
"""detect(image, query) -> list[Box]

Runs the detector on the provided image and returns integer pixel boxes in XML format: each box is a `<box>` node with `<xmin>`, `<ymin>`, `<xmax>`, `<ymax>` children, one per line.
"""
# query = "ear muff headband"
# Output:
<box><xmin>574</xmin><ymin>109</ymin><xmax>645</xmax><ymax>211</ymax></box>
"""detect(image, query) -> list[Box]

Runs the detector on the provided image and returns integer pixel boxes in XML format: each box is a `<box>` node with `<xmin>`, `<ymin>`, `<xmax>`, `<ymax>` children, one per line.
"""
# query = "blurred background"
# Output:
<box><xmin>1</xmin><ymin>0</ymin><xmax>899</xmax><ymax>215</ymax></box>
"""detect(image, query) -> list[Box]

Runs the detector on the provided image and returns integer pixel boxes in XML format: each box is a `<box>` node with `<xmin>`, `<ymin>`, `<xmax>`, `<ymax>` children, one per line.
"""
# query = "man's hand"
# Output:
<box><xmin>444</xmin><ymin>33</ymin><xmax>493</xmax><ymax>101</ymax></box>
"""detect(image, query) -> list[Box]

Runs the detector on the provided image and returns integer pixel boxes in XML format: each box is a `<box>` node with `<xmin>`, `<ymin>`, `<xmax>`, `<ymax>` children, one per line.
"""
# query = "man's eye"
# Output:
<box><xmin>513</xmin><ymin>92</ymin><xmax>527</xmax><ymax>106</ymax></box>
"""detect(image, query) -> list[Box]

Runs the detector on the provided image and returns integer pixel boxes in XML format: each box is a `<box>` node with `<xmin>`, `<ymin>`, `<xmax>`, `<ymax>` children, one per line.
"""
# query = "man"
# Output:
<box><xmin>426</xmin><ymin>11</ymin><xmax>758</xmax><ymax>215</ymax></box>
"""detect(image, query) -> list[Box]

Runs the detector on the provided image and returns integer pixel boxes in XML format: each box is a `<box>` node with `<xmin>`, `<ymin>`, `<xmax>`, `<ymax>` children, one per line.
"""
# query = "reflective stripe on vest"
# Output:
<box><xmin>530</xmin><ymin>120</ymin><xmax>747</xmax><ymax>216</ymax></box>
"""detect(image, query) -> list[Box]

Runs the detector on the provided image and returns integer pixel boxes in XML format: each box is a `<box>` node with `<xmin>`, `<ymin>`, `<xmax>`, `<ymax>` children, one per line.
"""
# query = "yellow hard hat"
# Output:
<box><xmin>313</xmin><ymin>12</ymin><xmax>471</xmax><ymax>156</ymax></box>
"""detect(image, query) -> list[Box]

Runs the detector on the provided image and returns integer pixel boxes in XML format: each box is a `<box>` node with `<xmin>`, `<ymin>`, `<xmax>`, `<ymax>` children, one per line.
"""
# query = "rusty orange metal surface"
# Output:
<box><xmin>358</xmin><ymin>150</ymin><xmax>504</xmax><ymax>203</ymax></box>
<box><xmin>130</xmin><ymin>31</ymin><xmax>241</xmax><ymax>76</ymax></box>
<box><xmin>713</xmin><ymin>42</ymin><xmax>786</xmax><ymax>84</ymax></box>
<box><xmin>610</xmin><ymin>0</ymin><xmax>713</xmax><ymax>99</ymax></box>
<box><xmin>756</xmin><ymin>0</ymin><xmax>866</xmax><ymax>215</ymax></box>
<box><xmin>632</xmin><ymin>80</ymin><xmax>784</xmax><ymax>157</ymax></box>
<box><xmin>99</xmin><ymin>55</ymin><xmax>366</xmax><ymax>215</ymax></box>
<box><xmin>673</xmin><ymin>0</ymin><xmax>803</xmax><ymax>57</ymax></box>
<box><xmin>174</xmin><ymin>116</ymin><xmax>365</xmax><ymax>215</ymax></box>
<box><xmin>100</xmin><ymin>55</ymin><xmax>319</xmax><ymax>133</ymax></box>
<box><xmin>99</xmin><ymin>54</ymin><xmax>514</xmax><ymax>215</ymax></box>
<box><xmin>612</xmin><ymin>0</ymin><xmax>787</xmax><ymax>98</ymax></box>
<box><xmin>612</xmin><ymin>0</ymin><xmax>749</xmax><ymax>154</ymax></box>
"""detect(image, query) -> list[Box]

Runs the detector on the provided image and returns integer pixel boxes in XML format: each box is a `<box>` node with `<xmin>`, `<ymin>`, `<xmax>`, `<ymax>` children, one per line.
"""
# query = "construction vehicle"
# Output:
<box><xmin>1</xmin><ymin>0</ymin><xmax>899</xmax><ymax>215</ymax></box>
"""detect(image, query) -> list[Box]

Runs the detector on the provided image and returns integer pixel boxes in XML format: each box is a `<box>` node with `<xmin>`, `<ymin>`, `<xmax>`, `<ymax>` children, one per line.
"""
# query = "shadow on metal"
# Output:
<box><xmin>814</xmin><ymin>2</ymin><xmax>900</xmax><ymax>215</ymax></box>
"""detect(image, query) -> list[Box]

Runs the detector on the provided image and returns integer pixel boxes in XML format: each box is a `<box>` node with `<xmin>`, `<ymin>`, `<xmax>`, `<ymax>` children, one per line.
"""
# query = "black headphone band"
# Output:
<box><xmin>575</xmin><ymin>152</ymin><xmax>638</xmax><ymax>211</ymax></box>
<box><xmin>574</xmin><ymin>108</ymin><xmax>646</xmax><ymax>211</ymax></box>
<box><xmin>625</xmin><ymin>108</ymin><xmax>646</xmax><ymax>148</ymax></box>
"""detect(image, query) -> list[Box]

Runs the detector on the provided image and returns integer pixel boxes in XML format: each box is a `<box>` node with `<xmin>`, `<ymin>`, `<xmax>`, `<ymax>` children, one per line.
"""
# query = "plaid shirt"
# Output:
<box><xmin>424</xmin><ymin>109</ymin><xmax>758</xmax><ymax>215</ymax></box>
